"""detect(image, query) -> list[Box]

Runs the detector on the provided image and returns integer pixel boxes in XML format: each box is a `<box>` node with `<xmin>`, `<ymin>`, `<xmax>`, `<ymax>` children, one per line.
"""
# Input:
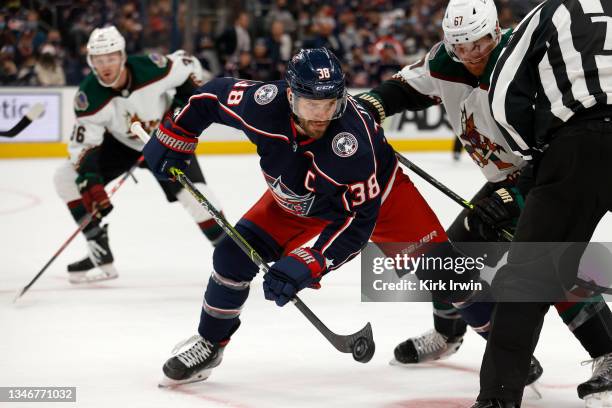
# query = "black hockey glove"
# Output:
<box><xmin>466</xmin><ymin>187</ymin><xmax>524</xmax><ymax>241</ymax></box>
<box><xmin>355</xmin><ymin>92</ymin><xmax>386</xmax><ymax>124</ymax></box>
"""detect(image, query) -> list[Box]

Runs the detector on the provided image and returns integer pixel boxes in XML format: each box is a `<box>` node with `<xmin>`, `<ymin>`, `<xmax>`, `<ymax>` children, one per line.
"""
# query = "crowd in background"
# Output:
<box><xmin>0</xmin><ymin>0</ymin><xmax>542</xmax><ymax>87</ymax></box>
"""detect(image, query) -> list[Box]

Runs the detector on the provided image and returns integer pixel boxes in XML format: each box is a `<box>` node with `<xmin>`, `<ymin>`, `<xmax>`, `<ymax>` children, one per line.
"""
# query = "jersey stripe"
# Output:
<box><xmin>321</xmin><ymin>214</ymin><xmax>355</xmax><ymax>254</ymax></box>
<box><xmin>178</xmin><ymin>93</ymin><xmax>290</xmax><ymax>142</ymax></box>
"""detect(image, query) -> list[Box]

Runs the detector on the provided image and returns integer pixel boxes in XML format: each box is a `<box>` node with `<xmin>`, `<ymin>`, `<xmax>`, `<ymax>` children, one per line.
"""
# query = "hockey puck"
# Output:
<box><xmin>352</xmin><ymin>337</ymin><xmax>375</xmax><ymax>363</ymax></box>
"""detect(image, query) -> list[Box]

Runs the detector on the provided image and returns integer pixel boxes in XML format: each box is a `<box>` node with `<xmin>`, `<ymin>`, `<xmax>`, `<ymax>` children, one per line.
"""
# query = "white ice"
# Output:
<box><xmin>1</xmin><ymin>153</ymin><xmax>610</xmax><ymax>408</ymax></box>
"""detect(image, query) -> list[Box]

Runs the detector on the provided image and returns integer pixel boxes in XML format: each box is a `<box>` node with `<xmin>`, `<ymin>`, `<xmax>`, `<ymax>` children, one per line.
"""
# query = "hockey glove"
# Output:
<box><xmin>355</xmin><ymin>92</ymin><xmax>386</xmax><ymax>124</ymax></box>
<box><xmin>142</xmin><ymin>117</ymin><xmax>198</xmax><ymax>180</ymax></box>
<box><xmin>263</xmin><ymin>247</ymin><xmax>326</xmax><ymax>307</ymax></box>
<box><xmin>466</xmin><ymin>187</ymin><xmax>524</xmax><ymax>241</ymax></box>
<box><xmin>77</xmin><ymin>173</ymin><xmax>113</xmax><ymax>217</ymax></box>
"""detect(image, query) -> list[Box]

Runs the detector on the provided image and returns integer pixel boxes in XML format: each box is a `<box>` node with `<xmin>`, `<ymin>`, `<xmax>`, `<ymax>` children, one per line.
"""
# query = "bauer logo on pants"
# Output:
<box><xmin>332</xmin><ymin>132</ymin><xmax>358</xmax><ymax>158</ymax></box>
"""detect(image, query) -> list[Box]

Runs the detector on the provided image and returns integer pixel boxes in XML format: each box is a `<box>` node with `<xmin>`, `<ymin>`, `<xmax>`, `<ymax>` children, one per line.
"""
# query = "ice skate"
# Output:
<box><xmin>159</xmin><ymin>335</ymin><xmax>225</xmax><ymax>387</ymax></box>
<box><xmin>579</xmin><ymin>353</ymin><xmax>612</xmax><ymax>407</ymax></box>
<box><xmin>68</xmin><ymin>224</ymin><xmax>118</xmax><ymax>284</ymax></box>
<box><xmin>390</xmin><ymin>329</ymin><xmax>464</xmax><ymax>365</ymax></box>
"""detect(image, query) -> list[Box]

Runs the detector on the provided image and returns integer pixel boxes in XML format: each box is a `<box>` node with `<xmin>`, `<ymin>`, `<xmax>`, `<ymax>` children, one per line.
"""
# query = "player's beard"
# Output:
<box><xmin>463</xmin><ymin>58</ymin><xmax>489</xmax><ymax>77</ymax></box>
<box><xmin>297</xmin><ymin>118</ymin><xmax>331</xmax><ymax>140</ymax></box>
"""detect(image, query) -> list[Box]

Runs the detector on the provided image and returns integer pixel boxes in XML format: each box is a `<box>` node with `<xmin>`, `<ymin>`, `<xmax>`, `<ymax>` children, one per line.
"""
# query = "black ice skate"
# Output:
<box><xmin>525</xmin><ymin>356</ymin><xmax>544</xmax><ymax>399</ymax></box>
<box><xmin>469</xmin><ymin>399</ymin><xmax>519</xmax><ymax>408</ymax></box>
<box><xmin>67</xmin><ymin>224</ymin><xmax>118</xmax><ymax>284</ymax></box>
<box><xmin>390</xmin><ymin>329</ymin><xmax>464</xmax><ymax>365</ymax></box>
<box><xmin>578</xmin><ymin>352</ymin><xmax>612</xmax><ymax>407</ymax></box>
<box><xmin>159</xmin><ymin>335</ymin><xmax>226</xmax><ymax>387</ymax></box>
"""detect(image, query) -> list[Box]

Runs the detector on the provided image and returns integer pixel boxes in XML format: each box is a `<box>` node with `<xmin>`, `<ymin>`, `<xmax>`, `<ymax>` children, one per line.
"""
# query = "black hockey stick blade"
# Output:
<box><xmin>0</xmin><ymin>103</ymin><xmax>45</xmax><ymax>138</ymax></box>
<box><xmin>291</xmin><ymin>297</ymin><xmax>373</xmax><ymax>353</ymax></box>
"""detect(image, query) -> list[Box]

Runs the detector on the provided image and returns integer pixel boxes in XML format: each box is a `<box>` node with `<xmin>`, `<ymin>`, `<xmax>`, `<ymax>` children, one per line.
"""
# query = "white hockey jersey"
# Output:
<box><xmin>69</xmin><ymin>50</ymin><xmax>207</xmax><ymax>169</ymax></box>
<box><xmin>395</xmin><ymin>30</ymin><xmax>526</xmax><ymax>183</ymax></box>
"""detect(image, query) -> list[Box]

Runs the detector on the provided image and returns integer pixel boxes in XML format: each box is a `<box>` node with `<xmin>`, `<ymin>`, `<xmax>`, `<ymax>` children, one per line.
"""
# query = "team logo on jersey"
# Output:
<box><xmin>331</xmin><ymin>132</ymin><xmax>358</xmax><ymax>158</ymax></box>
<box><xmin>149</xmin><ymin>53</ymin><xmax>168</xmax><ymax>69</ymax></box>
<box><xmin>263</xmin><ymin>172</ymin><xmax>315</xmax><ymax>217</ymax></box>
<box><xmin>254</xmin><ymin>84</ymin><xmax>278</xmax><ymax>105</ymax></box>
<box><xmin>74</xmin><ymin>91</ymin><xmax>89</xmax><ymax>111</ymax></box>
<box><xmin>125</xmin><ymin>112</ymin><xmax>160</xmax><ymax>140</ymax></box>
<box><xmin>460</xmin><ymin>109</ymin><xmax>513</xmax><ymax>170</ymax></box>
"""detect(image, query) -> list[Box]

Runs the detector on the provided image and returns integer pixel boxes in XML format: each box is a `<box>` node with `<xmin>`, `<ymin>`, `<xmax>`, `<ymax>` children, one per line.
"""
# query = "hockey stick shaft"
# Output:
<box><xmin>396</xmin><ymin>153</ymin><xmax>612</xmax><ymax>295</ymax></box>
<box><xmin>13</xmin><ymin>156</ymin><xmax>144</xmax><ymax>302</ymax></box>
<box><xmin>170</xmin><ymin>166</ymin><xmax>368</xmax><ymax>353</ymax></box>
<box><xmin>394</xmin><ymin>152</ymin><xmax>514</xmax><ymax>241</ymax></box>
<box><xmin>131</xmin><ymin>122</ymin><xmax>373</xmax><ymax>353</ymax></box>
<box><xmin>0</xmin><ymin>103</ymin><xmax>45</xmax><ymax>138</ymax></box>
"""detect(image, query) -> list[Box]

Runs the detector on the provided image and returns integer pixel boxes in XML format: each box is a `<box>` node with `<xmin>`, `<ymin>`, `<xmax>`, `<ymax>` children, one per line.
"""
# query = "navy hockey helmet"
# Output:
<box><xmin>286</xmin><ymin>48</ymin><xmax>347</xmax><ymax>121</ymax></box>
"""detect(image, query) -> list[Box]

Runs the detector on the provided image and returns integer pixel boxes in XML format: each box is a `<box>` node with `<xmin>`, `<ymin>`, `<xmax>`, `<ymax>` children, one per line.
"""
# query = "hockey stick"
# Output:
<box><xmin>395</xmin><ymin>152</ymin><xmax>612</xmax><ymax>296</ymax></box>
<box><xmin>131</xmin><ymin>122</ymin><xmax>375</xmax><ymax>362</ymax></box>
<box><xmin>13</xmin><ymin>156</ymin><xmax>144</xmax><ymax>303</ymax></box>
<box><xmin>0</xmin><ymin>103</ymin><xmax>45</xmax><ymax>138</ymax></box>
<box><xmin>394</xmin><ymin>152</ymin><xmax>514</xmax><ymax>241</ymax></box>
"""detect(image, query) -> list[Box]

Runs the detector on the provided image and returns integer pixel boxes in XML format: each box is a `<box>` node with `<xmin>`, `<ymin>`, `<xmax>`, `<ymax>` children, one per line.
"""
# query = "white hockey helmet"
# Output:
<box><xmin>442</xmin><ymin>0</ymin><xmax>501</xmax><ymax>63</ymax></box>
<box><xmin>86</xmin><ymin>25</ymin><xmax>127</xmax><ymax>87</ymax></box>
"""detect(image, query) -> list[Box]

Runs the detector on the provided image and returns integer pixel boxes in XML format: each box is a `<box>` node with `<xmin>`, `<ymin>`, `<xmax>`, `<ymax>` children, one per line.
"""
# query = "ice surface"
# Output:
<box><xmin>1</xmin><ymin>153</ymin><xmax>609</xmax><ymax>408</ymax></box>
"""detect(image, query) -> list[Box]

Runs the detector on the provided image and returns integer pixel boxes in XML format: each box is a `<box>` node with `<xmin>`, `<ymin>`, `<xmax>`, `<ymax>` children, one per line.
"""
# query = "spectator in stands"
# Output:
<box><xmin>252</xmin><ymin>38</ymin><xmax>278</xmax><ymax>81</ymax></box>
<box><xmin>34</xmin><ymin>43</ymin><xmax>66</xmax><ymax>86</ymax></box>
<box><xmin>16</xmin><ymin>53</ymin><xmax>37</xmax><ymax>85</ymax></box>
<box><xmin>302</xmin><ymin>13</ymin><xmax>344</xmax><ymax>60</ymax></box>
<box><xmin>265</xmin><ymin>20</ymin><xmax>292</xmax><ymax>64</ymax></box>
<box><xmin>2</xmin><ymin>0</ymin><xmax>538</xmax><ymax>88</ymax></box>
<box><xmin>236</xmin><ymin>50</ymin><xmax>256</xmax><ymax>80</ymax></box>
<box><xmin>347</xmin><ymin>45</ymin><xmax>372</xmax><ymax>88</ymax></box>
<box><xmin>264</xmin><ymin>0</ymin><xmax>297</xmax><ymax>35</ymax></box>
<box><xmin>64</xmin><ymin>43</ymin><xmax>90</xmax><ymax>85</ymax></box>
<box><xmin>216</xmin><ymin>11</ymin><xmax>251</xmax><ymax>67</ymax></box>
<box><xmin>194</xmin><ymin>17</ymin><xmax>221</xmax><ymax>75</ymax></box>
<box><xmin>0</xmin><ymin>45</ymin><xmax>18</xmax><ymax>85</ymax></box>
<box><xmin>369</xmin><ymin>42</ymin><xmax>402</xmax><ymax>86</ymax></box>
<box><xmin>117</xmin><ymin>3</ymin><xmax>143</xmax><ymax>54</ymax></box>
<box><xmin>144</xmin><ymin>1</ymin><xmax>171</xmax><ymax>53</ymax></box>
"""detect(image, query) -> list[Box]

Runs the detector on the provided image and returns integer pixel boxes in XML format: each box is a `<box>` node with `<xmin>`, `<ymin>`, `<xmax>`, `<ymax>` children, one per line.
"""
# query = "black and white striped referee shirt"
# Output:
<box><xmin>489</xmin><ymin>0</ymin><xmax>612</xmax><ymax>160</ymax></box>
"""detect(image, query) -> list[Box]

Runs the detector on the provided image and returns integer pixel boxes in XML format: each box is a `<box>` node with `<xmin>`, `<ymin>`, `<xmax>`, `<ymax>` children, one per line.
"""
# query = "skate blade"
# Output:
<box><xmin>389</xmin><ymin>358</ymin><xmax>422</xmax><ymax>367</ymax></box>
<box><xmin>585</xmin><ymin>391</ymin><xmax>612</xmax><ymax>408</ymax></box>
<box><xmin>69</xmin><ymin>265</ymin><xmax>118</xmax><ymax>284</ymax></box>
<box><xmin>389</xmin><ymin>356</ymin><xmax>449</xmax><ymax>367</ymax></box>
<box><xmin>158</xmin><ymin>369</ymin><xmax>213</xmax><ymax>388</ymax></box>
<box><xmin>524</xmin><ymin>382</ymin><xmax>542</xmax><ymax>400</ymax></box>
<box><xmin>388</xmin><ymin>343</ymin><xmax>461</xmax><ymax>367</ymax></box>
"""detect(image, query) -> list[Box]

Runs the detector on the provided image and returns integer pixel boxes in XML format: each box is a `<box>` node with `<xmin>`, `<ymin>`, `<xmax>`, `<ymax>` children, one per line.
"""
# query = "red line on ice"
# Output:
<box><xmin>0</xmin><ymin>188</ymin><xmax>41</xmax><ymax>215</ymax></box>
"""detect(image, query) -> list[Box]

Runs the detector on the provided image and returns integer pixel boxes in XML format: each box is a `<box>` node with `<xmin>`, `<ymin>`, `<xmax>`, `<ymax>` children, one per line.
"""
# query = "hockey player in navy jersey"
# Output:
<box><xmin>142</xmin><ymin>48</ymin><xmax>490</xmax><ymax>386</ymax></box>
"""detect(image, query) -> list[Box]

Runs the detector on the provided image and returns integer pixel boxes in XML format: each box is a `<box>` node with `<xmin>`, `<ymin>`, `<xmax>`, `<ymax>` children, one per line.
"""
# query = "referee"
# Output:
<box><xmin>475</xmin><ymin>0</ymin><xmax>612</xmax><ymax>407</ymax></box>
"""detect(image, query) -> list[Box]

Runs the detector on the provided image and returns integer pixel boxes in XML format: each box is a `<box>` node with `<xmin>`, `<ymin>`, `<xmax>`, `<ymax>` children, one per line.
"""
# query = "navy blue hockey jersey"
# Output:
<box><xmin>170</xmin><ymin>78</ymin><xmax>398</xmax><ymax>270</ymax></box>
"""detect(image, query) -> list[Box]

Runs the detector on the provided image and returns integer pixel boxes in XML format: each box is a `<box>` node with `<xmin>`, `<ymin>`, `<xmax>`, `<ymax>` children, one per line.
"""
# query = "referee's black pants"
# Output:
<box><xmin>478</xmin><ymin>117</ymin><xmax>612</xmax><ymax>404</ymax></box>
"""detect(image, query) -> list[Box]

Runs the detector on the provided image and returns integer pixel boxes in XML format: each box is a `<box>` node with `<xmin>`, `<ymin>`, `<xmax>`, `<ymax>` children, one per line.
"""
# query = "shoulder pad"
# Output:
<box><xmin>75</xmin><ymin>74</ymin><xmax>114</xmax><ymax>117</ymax></box>
<box><xmin>127</xmin><ymin>54</ymin><xmax>172</xmax><ymax>88</ymax></box>
<box><xmin>428</xmin><ymin>41</ymin><xmax>476</xmax><ymax>86</ymax></box>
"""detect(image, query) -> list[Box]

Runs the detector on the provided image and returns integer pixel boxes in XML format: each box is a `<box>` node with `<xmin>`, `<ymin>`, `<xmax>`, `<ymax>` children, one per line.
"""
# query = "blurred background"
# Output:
<box><xmin>0</xmin><ymin>0</ymin><xmax>544</xmax><ymax>158</ymax></box>
<box><xmin>0</xmin><ymin>0</ymin><xmax>543</xmax><ymax>87</ymax></box>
